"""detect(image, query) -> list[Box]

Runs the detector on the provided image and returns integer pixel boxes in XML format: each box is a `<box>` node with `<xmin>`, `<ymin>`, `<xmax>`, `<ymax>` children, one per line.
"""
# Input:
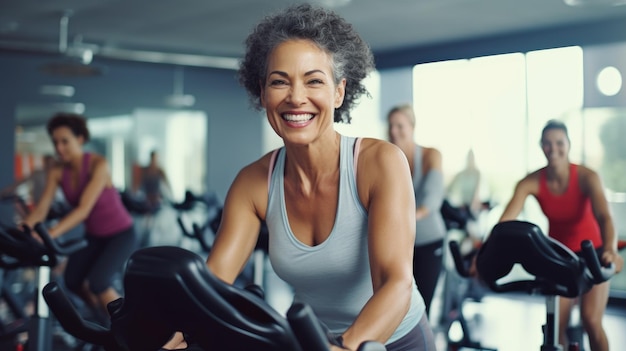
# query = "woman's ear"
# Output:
<box><xmin>334</xmin><ymin>78</ymin><xmax>346</xmax><ymax>109</ymax></box>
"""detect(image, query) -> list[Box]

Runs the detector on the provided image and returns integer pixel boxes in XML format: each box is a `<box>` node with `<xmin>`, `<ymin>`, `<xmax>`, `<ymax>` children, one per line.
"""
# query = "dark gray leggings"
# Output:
<box><xmin>64</xmin><ymin>226</ymin><xmax>136</xmax><ymax>295</ymax></box>
<box><xmin>386</xmin><ymin>314</ymin><xmax>436</xmax><ymax>351</ymax></box>
<box><xmin>413</xmin><ymin>239</ymin><xmax>444</xmax><ymax>315</ymax></box>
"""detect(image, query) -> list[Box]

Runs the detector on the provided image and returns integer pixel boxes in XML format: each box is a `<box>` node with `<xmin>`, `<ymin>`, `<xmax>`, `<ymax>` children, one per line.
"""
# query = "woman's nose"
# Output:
<box><xmin>287</xmin><ymin>83</ymin><xmax>306</xmax><ymax>105</ymax></box>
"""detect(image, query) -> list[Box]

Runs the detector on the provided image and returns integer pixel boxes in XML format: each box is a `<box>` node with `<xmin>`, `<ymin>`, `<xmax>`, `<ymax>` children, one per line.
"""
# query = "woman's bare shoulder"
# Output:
<box><xmin>88</xmin><ymin>153</ymin><xmax>111</xmax><ymax>173</ymax></box>
<box><xmin>240</xmin><ymin>150</ymin><xmax>278</xmax><ymax>179</ymax></box>
<box><xmin>516</xmin><ymin>169</ymin><xmax>542</xmax><ymax>193</ymax></box>
<box><xmin>357</xmin><ymin>138</ymin><xmax>404</xmax><ymax>162</ymax></box>
<box><xmin>422</xmin><ymin>145</ymin><xmax>441</xmax><ymax>158</ymax></box>
<box><xmin>227</xmin><ymin>150</ymin><xmax>280</xmax><ymax>219</ymax></box>
<box><xmin>576</xmin><ymin>164</ymin><xmax>599</xmax><ymax>179</ymax></box>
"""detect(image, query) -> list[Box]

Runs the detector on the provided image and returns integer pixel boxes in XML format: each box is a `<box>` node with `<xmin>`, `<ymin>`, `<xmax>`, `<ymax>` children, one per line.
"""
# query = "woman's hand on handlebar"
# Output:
<box><xmin>602</xmin><ymin>250</ymin><xmax>624</xmax><ymax>274</ymax></box>
<box><xmin>161</xmin><ymin>332</ymin><xmax>187</xmax><ymax>350</ymax></box>
<box><xmin>16</xmin><ymin>223</ymin><xmax>43</xmax><ymax>244</ymax></box>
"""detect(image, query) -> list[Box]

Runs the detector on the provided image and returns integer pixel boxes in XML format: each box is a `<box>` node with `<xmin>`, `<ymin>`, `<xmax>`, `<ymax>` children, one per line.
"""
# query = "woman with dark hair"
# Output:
<box><xmin>499</xmin><ymin>119</ymin><xmax>623</xmax><ymax>351</ymax></box>
<box><xmin>23</xmin><ymin>112</ymin><xmax>136</xmax><ymax>319</ymax></box>
<box><xmin>164</xmin><ymin>4</ymin><xmax>434</xmax><ymax>351</ymax></box>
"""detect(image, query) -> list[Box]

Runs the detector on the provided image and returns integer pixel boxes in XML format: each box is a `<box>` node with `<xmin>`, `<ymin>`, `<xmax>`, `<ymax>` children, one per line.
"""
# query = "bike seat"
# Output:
<box><xmin>475</xmin><ymin>220</ymin><xmax>592</xmax><ymax>298</ymax></box>
<box><xmin>108</xmin><ymin>246</ymin><xmax>303</xmax><ymax>351</ymax></box>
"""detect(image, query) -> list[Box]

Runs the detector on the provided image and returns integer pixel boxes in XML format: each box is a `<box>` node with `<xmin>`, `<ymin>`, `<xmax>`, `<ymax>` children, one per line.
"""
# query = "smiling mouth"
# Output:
<box><xmin>282</xmin><ymin>113</ymin><xmax>315</xmax><ymax>123</ymax></box>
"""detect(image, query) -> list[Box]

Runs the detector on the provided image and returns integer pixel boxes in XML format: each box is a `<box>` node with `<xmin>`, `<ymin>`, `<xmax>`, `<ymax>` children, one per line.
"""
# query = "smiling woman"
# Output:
<box><xmin>162</xmin><ymin>3</ymin><xmax>436</xmax><ymax>351</ymax></box>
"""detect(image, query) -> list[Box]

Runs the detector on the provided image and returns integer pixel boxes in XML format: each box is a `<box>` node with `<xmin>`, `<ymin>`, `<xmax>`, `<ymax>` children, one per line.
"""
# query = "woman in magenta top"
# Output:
<box><xmin>499</xmin><ymin>120</ymin><xmax>623</xmax><ymax>351</ymax></box>
<box><xmin>24</xmin><ymin>113</ymin><xmax>136</xmax><ymax>318</ymax></box>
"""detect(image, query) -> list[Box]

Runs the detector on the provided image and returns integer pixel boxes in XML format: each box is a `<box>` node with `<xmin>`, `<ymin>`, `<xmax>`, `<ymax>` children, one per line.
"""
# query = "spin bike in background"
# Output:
<box><xmin>439</xmin><ymin>199</ymin><xmax>496</xmax><ymax>351</ymax></box>
<box><xmin>173</xmin><ymin>190</ymin><xmax>270</xmax><ymax>289</ymax></box>
<box><xmin>171</xmin><ymin>190</ymin><xmax>222</xmax><ymax>253</ymax></box>
<box><xmin>449</xmin><ymin>220</ymin><xmax>615</xmax><ymax>351</ymax></box>
<box><xmin>0</xmin><ymin>223</ymin><xmax>87</xmax><ymax>351</ymax></box>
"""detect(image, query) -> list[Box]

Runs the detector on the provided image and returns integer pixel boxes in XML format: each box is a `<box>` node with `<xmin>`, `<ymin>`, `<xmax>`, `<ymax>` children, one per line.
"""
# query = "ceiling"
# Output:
<box><xmin>2</xmin><ymin>0</ymin><xmax>626</xmax><ymax>69</ymax></box>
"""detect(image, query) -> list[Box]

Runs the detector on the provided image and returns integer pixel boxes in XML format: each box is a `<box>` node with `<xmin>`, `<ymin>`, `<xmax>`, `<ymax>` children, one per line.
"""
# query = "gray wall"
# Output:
<box><xmin>379</xmin><ymin>67</ymin><xmax>413</xmax><ymax>122</ymax></box>
<box><xmin>0</xmin><ymin>61</ymin><xmax>17</xmax><ymax>222</ymax></box>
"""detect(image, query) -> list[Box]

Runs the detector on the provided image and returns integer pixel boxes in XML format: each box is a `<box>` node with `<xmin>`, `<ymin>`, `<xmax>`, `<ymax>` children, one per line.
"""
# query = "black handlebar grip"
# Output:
<box><xmin>42</xmin><ymin>282</ymin><xmax>112</xmax><ymax>346</ymax></box>
<box><xmin>449</xmin><ymin>240</ymin><xmax>471</xmax><ymax>278</ymax></box>
<box><xmin>34</xmin><ymin>223</ymin><xmax>87</xmax><ymax>256</ymax></box>
<box><xmin>0</xmin><ymin>227</ymin><xmax>56</xmax><ymax>267</ymax></box>
<box><xmin>177</xmin><ymin>217</ymin><xmax>194</xmax><ymax>238</ymax></box>
<box><xmin>287</xmin><ymin>302</ymin><xmax>331</xmax><ymax>351</ymax></box>
<box><xmin>580</xmin><ymin>240</ymin><xmax>615</xmax><ymax>284</ymax></box>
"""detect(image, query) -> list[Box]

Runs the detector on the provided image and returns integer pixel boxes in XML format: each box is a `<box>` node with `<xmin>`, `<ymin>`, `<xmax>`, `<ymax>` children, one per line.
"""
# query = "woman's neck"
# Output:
<box><xmin>67</xmin><ymin>152</ymin><xmax>85</xmax><ymax>171</ymax></box>
<box><xmin>546</xmin><ymin>161</ymin><xmax>570</xmax><ymax>181</ymax></box>
<box><xmin>284</xmin><ymin>131</ymin><xmax>341</xmax><ymax>188</ymax></box>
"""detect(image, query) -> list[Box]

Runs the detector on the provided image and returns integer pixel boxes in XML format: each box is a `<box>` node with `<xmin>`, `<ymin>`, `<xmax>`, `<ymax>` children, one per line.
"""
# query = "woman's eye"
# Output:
<box><xmin>269</xmin><ymin>80</ymin><xmax>287</xmax><ymax>86</ymax></box>
<box><xmin>308</xmin><ymin>79</ymin><xmax>323</xmax><ymax>85</ymax></box>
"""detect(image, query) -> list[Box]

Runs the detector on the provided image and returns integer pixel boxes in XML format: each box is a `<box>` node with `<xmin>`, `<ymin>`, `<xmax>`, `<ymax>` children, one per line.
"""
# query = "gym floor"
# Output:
<box><xmin>429</xmin><ymin>293</ymin><xmax>626</xmax><ymax>351</ymax></box>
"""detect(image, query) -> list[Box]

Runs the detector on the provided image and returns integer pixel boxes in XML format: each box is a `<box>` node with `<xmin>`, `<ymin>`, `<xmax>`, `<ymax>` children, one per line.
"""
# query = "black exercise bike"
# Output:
<box><xmin>449</xmin><ymin>220</ymin><xmax>615</xmax><ymax>351</ymax></box>
<box><xmin>43</xmin><ymin>245</ymin><xmax>386</xmax><ymax>351</ymax></box>
<box><xmin>0</xmin><ymin>223</ymin><xmax>87</xmax><ymax>351</ymax></box>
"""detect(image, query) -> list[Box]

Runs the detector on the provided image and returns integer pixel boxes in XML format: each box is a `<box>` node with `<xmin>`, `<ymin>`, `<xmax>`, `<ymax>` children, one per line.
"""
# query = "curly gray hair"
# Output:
<box><xmin>238</xmin><ymin>3</ymin><xmax>375</xmax><ymax>123</ymax></box>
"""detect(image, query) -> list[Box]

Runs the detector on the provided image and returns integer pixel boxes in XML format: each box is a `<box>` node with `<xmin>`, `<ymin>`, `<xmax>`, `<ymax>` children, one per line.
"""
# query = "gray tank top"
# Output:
<box><xmin>413</xmin><ymin>144</ymin><xmax>446</xmax><ymax>246</ymax></box>
<box><xmin>267</xmin><ymin>135</ymin><xmax>424</xmax><ymax>343</ymax></box>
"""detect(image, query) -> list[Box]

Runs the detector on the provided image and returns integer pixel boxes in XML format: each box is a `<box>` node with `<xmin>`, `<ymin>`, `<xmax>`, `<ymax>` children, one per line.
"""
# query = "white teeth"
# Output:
<box><xmin>282</xmin><ymin>113</ymin><xmax>314</xmax><ymax>122</ymax></box>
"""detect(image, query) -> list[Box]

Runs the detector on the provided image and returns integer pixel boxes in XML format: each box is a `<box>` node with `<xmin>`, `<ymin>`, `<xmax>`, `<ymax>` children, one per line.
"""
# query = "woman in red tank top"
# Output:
<box><xmin>499</xmin><ymin>120</ymin><xmax>623</xmax><ymax>351</ymax></box>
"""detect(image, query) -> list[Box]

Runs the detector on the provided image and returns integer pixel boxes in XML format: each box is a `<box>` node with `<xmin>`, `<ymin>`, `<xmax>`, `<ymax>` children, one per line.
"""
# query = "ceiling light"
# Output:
<box><xmin>39</xmin><ymin>85</ymin><xmax>75</xmax><ymax>97</ymax></box>
<box><xmin>564</xmin><ymin>0</ymin><xmax>626</xmax><ymax>6</ymax></box>
<box><xmin>315</xmin><ymin>0</ymin><xmax>352</xmax><ymax>8</ymax></box>
<box><xmin>596</xmin><ymin>66</ymin><xmax>622</xmax><ymax>96</ymax></box>
<box><xmin>164</xmin><ymin>66</ymin><xmax>196</xmax><ymax>108</ymax></box>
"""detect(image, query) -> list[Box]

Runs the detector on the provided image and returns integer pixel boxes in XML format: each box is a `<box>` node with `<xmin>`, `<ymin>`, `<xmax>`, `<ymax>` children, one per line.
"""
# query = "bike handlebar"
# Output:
<box><xmin>176</xmin><ymin>216</ymin><xmax>212</xmax><ymax>252</ymax></box>
<box><xmin>33</xmin><ymin>223</ymin><xmax>88</xmax><ymax>256</ymax></box>
<box><xmin>580</xmin><ymin>240</ymin><xmax>615</xmax><ymax>284</ymax></box>
<box><xmin>43</xmin><ymin>282</ymin><xmax>114</xmax><ymax>346</ymax></box>
<box><xmin>448</xmin><ymin>240</ymin><xmax>472</xmax><ymax>278</ymax></box>
<box><xmin>0</xmin><ymin>223</ymin><xmax>87</xmax><ymax>269</ymax></box>
<box><xmin>448</xmin><ymin>236</ymin><xmax>615</xmax><ymax>295</ymax></box>
<box><xmin>45</xmin><ymin>276</ymin><xmax>387</xmax><ymax>351</ymax></box>
<box><xmin>287</xmin><ymin>303</ymin><xmax>333</xmax><ymax>351</ymax></box>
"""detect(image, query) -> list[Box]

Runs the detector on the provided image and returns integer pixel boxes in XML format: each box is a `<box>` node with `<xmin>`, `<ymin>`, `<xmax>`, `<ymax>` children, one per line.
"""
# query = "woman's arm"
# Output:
<box><xmin>581</xmin><ymin>168</ymin><xmax>623</xmax><ymax>273</ymax></box>
<box><xmin>415</xmin><ymin>148</ymin><xmax>443</xmax><ymax>220</ymax></box>
<box><xmin>47</xmin><ymin>157</ymin><xmax>109</xmax><ymax>238</ymax></box>
<box><xmin>340</xmin><ymin>140</ymin><xmax>416</xmax><ymax>350</ymax></box>
<box><xmin>163</xmin><ymin>159</ymin><xmax>269</xmax><ymax>351</ymax></box>
<box><xmin>498</xmin><ymin>174</ymin><xmax>536</xmax><ymax>222</ymax></box>
<box><xmin>206</xmin><ymin>161</ymin><xmax>267</xmax><ymax>284</ymax></box>
<box><xmin>23</xmin><ymin>167</ymin><xmax>61</xmax><ymax>227</ymax></box>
